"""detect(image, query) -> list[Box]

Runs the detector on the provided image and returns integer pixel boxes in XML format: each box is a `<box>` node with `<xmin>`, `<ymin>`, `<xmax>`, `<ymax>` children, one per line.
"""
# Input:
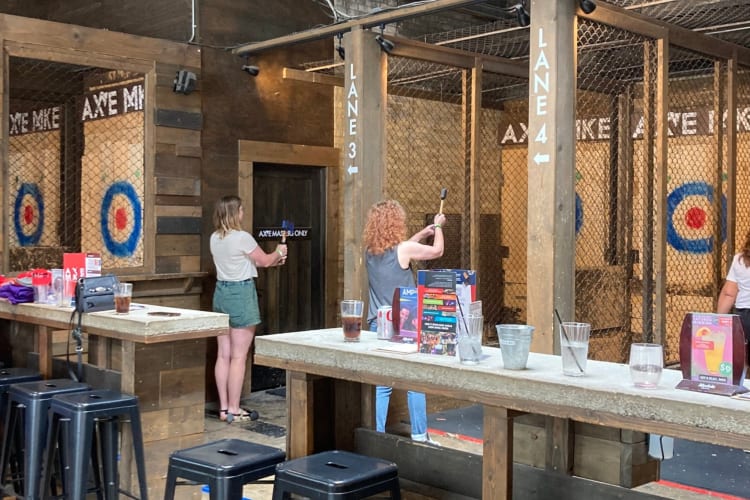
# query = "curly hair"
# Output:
<box><xmin>213</xmin><ymin>195</ymin><xmax>243</xmax><ymax>237</ymax></box>
<box><xmin>741</xmin><ymin>229</ymin><xmax>750</xmax><ymax>267</ymax></box>
<box><xmin>363</xmin><ymin>200</ymin><xmax>408</xmax><ymax>255</ymax></box>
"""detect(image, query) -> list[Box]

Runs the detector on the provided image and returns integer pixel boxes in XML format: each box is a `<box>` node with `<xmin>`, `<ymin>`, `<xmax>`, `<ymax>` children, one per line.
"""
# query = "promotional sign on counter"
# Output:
<box><xmin>417</xmin><ymin>270</ymin><xmax>458</xmax><ymax>356</ymax></box>
<box><xmin>63</xmin><ymin>252</ymin><xmax>101</xmax><ymax>306</ymax></box>
<box><xmin>676</xmin><ymin>312</ymin><xmax>747</xmax><ymax>396</ymax></box>
<box><xmin>391</xmin><ymin>286</ymin><xmax>419</xmax><ymax>344</ymax></box>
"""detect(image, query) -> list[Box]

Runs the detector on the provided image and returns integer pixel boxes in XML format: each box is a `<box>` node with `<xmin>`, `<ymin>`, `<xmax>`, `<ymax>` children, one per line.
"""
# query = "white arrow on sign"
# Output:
<box><xmin>533</xmin><ymin>152</ymin><xmax>550</xmax><ymax>165</ymax></box>
<box><xmin>347</xmin><ymin>165</ymin><xmax>359</xmax><ymax>175</ymax></box>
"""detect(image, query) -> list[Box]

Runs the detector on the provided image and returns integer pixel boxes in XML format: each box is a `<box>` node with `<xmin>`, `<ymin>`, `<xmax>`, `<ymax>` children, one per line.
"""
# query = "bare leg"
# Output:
<box><xmin>215</xmin><ymin>325</ymin><xmax>255</xmax><ymax>418</ymax></box>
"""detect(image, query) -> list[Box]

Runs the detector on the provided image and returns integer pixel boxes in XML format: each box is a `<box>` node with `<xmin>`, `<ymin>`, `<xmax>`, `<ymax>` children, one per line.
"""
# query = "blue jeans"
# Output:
<box><xmin>369</xmin><ymin>319</ymin><xmax>428</xmax><ymax>440</ymax></box>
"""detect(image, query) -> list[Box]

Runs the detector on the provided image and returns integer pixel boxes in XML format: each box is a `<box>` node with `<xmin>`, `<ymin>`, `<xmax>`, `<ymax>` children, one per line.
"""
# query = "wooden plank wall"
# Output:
<box><xmin>153</xmin><ymin>61</ymin><xmax>203</xmax><ymax>275</ymax></box>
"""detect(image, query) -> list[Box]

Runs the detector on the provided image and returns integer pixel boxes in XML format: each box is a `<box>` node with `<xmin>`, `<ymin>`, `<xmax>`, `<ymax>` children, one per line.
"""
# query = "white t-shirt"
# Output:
<box><xmin>210</xmin><ymin>230</ymin><xmax>259</xmax><ymax>281</ymax></box>
<box><xmin>726</xmin><ymin>253</ymin><xmax>750</xmax><ymax>309</ymax></box>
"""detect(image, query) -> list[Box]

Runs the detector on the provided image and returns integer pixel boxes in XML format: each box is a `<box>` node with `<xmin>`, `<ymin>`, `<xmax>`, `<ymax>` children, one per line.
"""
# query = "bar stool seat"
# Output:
<box><xmin>164</xmin><ymin>438</ymin><xmax>285</xmax><ymax>500</ymax></box>
<box><xmin>0</xmin><ymin>378</ymin><xmax>90</xmax><ymax>500</ymax></box>
<box><xmin>0</xmin><ymin>367</ymin><xmax>41</xmax><ymax>430</ymax></box>
<box><xmin>43</xmin><ymin>388</ymin><xmax>148</xmax><ymax>500</ymax></box>
<box><xmin>272</xmin><ymin>450</ymin><xmax>401</xmax><ymax>499</ymax></box>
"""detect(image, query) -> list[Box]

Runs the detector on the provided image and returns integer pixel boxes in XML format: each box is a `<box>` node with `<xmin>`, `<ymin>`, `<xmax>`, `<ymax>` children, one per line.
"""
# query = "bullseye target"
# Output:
<box><xmin>13</xmin><ymin>183</ymin><xmax>44</xmax><ymax>246</ymax></box>
<box><xmin>100</xmin><ymin>181</ymin><xmax>142</xmax><ymax>257</ymax></box>
<box><xmin>667</xmin><ymin>181</ymin><xmax>726</xmax><ymax>254</ymax></box>
<box><xmin>575</xmin><ymin>192</ymin><xmax>583</xmax><ymax>236</ymax></box>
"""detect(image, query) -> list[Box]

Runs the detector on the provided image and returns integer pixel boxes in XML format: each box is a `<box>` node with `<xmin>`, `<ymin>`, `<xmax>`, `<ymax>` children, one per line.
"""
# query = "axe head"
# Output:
<box><xmin>282</xmin><ymin>219</ymin><xmax>295</xmax><ymax>232</ymax></box>
<box><xmin>440</xmin><ymin>188</ymin><xmax>448</xmax><ymax>200</ymax></box>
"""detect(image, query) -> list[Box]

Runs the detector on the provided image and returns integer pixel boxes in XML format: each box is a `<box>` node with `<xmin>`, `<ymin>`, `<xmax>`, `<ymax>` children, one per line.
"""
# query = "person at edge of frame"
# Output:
<box><xmin>717</xmin><ymin>227</ymin><xmax>750</xmax><ymax>367</ymax></box>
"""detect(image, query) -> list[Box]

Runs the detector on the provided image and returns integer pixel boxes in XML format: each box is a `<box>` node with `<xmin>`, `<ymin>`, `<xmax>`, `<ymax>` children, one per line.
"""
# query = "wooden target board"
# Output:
<box><xmin>8</xmin><ymin>132</ymin><xmax>61</xmax><ymax>248</ymax></box>
<box><xmin>81</xmin><ymin>111</ymin><xmax>144</xmax><ymax>268</ymax></box>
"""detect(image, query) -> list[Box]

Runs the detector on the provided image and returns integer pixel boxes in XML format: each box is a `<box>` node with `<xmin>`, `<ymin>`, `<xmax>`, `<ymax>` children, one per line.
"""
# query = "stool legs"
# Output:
<box><xmin>65</xmin><ymin>410</ymin><xmax>95</xmax><ymax>500</ymax></box>
<box><xmin>43</xmin><ymin>392</ymin><xmax>149</xmax><ymax>500</ymax></box>
<box><xmin>100</xmin><ymin>418</ymin><xmax>119</xmax><ymax>499</ymax></box>
<box><xmin>0</xmin><ymin>404</ymin><xmax>23</xmax><ymax>495</ymax></box>
<box><xmin>129</xmin><ymin>409</ymin><xmax>149</xmax><ymax>500</ymax></box>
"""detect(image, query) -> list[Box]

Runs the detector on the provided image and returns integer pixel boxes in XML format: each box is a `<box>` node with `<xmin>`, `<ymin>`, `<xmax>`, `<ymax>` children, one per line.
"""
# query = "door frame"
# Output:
<box><xmin>238</xmin><ymin>139</ymin><xmax>339</xmax><ymax>329</ymax></box>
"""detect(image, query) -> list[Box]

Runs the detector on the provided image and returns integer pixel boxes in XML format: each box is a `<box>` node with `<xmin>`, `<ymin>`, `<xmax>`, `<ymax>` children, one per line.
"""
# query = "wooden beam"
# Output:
<box><xmin>388</xmin><ymin>35</ymin><xmax>528</xmax><ymax>79</ymax></box>
<box><xmin>653</xmin><ymin>38</ymin><xmax>669</xmax><ymax>346</ymax></box>
<box><xmin>282</xmin><ymin>67</ymin><xmax>343</xmax><ymax>86</ymax></box>
<box><xmin>232</xmin><ymin>0</ymin><xmax>490</xmax><ymax>55</ymax></box>
<box><xmin>581</xmin><ymin>2</ymin><xmax>750</xmax><ymax>66</ymax></box>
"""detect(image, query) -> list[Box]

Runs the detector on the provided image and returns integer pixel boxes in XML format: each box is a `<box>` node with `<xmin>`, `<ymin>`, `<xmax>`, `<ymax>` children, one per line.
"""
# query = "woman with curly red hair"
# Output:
<box><xmin>363</xmin><ymin>199</ymin><xmax>446</xmax><ymax>444</ymax></box>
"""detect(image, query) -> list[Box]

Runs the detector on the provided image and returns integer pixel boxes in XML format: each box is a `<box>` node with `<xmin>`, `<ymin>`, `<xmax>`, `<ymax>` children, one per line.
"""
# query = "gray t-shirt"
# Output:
<box><xmin>366</xmin><ymin>245</ymin><xmax>415</xmax><ymax>323</ymax></box>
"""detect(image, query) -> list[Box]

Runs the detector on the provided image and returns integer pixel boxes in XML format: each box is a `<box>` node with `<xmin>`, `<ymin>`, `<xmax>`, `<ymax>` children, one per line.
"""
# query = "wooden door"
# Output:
<box><xmin>251</xmin><ymin>163</ymin><xmax>326</xmax><ymax>389</ymax></box>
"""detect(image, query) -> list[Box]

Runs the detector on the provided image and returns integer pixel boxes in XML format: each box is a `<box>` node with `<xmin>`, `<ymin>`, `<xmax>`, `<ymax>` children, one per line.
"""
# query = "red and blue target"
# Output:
<box><xmin>100</xmin><ymin>181</ymin><xmax>142</xmax><ymax>257</ymax></box>
<box><xmin>667</xmin><ymin>181</ymin><xmax>726</xmax><ymax>254</ymax></box>
<box><xmin>13</xmin><ymin>183</ymin><xmax>44</xmax><ymax>246</ymax></box>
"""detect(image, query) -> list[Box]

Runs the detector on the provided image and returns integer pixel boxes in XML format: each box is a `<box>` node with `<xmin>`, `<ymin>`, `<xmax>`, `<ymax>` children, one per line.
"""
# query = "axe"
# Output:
<box><xmin>439</xmin><ymin>188</ymin><xmax>448</xmax><ymax>214</ymax></box>
<box><xmin>281</xmin><ymin>219</ymin><xmax>294</xmax><ymax>244</ymax></box>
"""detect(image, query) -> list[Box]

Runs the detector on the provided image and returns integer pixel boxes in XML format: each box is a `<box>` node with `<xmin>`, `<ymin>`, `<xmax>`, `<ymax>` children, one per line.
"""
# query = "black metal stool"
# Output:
<box><xmin>0</xmin><ymin>378</ymin><xmax>90</xmax><ymax>500</ymax></box>
<box><xmin>164</xmin><ymin>438</ymin><xmax>285</xmax><ymax>500</ymax></box>
<box><xmin>0</xmin><ymin>368</ymin><xmax>42</xmax><ymax>495</ymax></box>
<box><xmin>42</xmin><ymin>388</ymin><xmax>148</xmax><ymax>500</ymax></box>
<box><xmin>271</xmin><ymin>450</ymin><xmax>401</xmax><ymax>500</ymax></box>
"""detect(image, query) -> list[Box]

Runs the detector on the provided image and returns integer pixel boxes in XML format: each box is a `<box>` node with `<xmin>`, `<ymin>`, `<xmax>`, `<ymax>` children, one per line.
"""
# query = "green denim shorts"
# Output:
<box><xmin>212</xmin><ymin>279</ymin><xmax>261</xmax><ymax>328</ymax></box>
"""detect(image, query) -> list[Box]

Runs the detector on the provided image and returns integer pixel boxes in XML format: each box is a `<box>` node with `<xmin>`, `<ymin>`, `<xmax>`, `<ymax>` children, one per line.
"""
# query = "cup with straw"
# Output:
<box><xmin>555</xmin><ymin>309</ymin><xmax>589</xmax><ymax>376</ymax></box>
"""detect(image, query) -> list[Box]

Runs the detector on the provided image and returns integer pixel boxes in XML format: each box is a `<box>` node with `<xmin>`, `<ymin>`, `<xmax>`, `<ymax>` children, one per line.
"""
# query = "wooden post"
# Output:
<box><xmin>653</xmin><ymin>38</ymin><xmax>668</xmax><ymax>346</ymax></box>
<box><xmin>483</xmin><ymin>406</ymin><xmax>522</xmax><ymax>499</ymax></box>
<box><xmin>287</xmin><ymin>370</ymin><xmax>315</xmax><ymax>459</ymax></box>
<box><xmin>342</xmin><ymin>27</ymin><xmax>387</xmax><ymax>301</ymax></box>
<box><xmin>526</xmin><ymin>0</ymin><xmax>576</xmax><ymax>353</ymax></box>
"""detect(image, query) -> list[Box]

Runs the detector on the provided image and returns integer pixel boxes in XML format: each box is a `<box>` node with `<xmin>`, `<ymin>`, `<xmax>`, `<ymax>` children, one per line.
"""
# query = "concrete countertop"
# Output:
<box><xmin>255</xmin><ymin>328</ymin><xmax>750</xmax><ymax>448</ymax></box>
<box><xmin>0</xmin><ymin>300</ymin><xmax>229</xmax><ymax>343</ymax></box>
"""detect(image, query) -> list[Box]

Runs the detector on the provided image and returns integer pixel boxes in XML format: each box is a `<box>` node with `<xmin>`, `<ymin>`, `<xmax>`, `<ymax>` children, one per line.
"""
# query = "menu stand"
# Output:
<box><xmin>675</xmin><ymin>312</ymin><xmax>747</xmax><ymax>396</ymax></box>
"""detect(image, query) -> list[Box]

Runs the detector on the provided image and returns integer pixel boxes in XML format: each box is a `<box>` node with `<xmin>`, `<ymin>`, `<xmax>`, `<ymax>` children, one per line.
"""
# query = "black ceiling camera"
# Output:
<box><xmin>173</xmin><ymin>70</ymin><xmax>196</xmax><ymax>94</ymax></box>
<box><xmin>242</xmin><ymin>65</ymin><xmax>260</xmax><ymax>76</ymax></box>
<box><xmin>375</xmin><ymin>35</ymin><xmax>394</xmax><ymax>54</ymax></box>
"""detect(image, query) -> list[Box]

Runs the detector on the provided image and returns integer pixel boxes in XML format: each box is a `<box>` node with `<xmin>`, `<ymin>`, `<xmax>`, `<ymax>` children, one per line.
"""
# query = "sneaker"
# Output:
<box><xmin>413</xmin><ymin>435</ymin><xmax>441</xmax><ymax>446</ymax></box>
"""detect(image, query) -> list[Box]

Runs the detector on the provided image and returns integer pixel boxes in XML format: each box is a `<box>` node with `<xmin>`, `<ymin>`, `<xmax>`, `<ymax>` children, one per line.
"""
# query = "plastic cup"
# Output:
<box><xmin>497</xmin><ymin>324</ymin><xmax>534</xmax><ymax>370</ymax></box>
<box><xmin>560</xmin><ymin>322</ymin><xmax>590</xmax><ymax>376</ymax></box>
<box><xmin>115</xmin><ymin>282</ymin><xmax>132</xmax><ymax>313</ymax></box>
<box><xmin>457</xmin><ymin>314</ymin><xmax>483</xmax><ymax>364</ymax></box>
<box><xmin>340</xmin><ymin>300</ymin><xmax>364</xmax><ymax>342</ymax></box>
<box><xmin>629</xmin><ymin>343</ymin><xmax>663</xmax><ymax>388</ymax></box>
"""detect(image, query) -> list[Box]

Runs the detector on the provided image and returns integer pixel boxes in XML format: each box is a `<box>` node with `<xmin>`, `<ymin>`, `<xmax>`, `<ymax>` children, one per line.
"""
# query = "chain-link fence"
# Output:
<box><xmin>378</xmin><ymin>12</ymin><xmax>750</xmax><ymax>363</ymax></box>
<box><xmin>7</xmin><ymin>57</ymin><xmax>145</xmax><ymax>272</ymax></box>
<box><xmin>305</xmin><ymin>1</ymin><xmax>750</xmax><ymax>361</ymax></box>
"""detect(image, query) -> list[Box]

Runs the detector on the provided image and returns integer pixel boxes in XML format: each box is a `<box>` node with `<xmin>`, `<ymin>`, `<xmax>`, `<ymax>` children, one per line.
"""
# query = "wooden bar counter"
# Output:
<box><xmin>255</xmin><ymin>328</ymin><xmax>750</xmax><ymax>500</ymax></box>
<box><xmin>0</xmin><ymin>300</ymin><xmax>228</xmax><ymax>499</ymax></box>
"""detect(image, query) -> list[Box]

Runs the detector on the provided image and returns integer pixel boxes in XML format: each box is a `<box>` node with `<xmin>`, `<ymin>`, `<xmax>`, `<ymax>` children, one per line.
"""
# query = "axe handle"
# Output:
<box><xmin>281</xmin><ymin>232</ymin><xmax>287</xmax><ymax>244</ymax></box>
<box><xmin>439</xmin><ymin>200</ymin><xmax>445</xmax><ymax>214</ymax></box>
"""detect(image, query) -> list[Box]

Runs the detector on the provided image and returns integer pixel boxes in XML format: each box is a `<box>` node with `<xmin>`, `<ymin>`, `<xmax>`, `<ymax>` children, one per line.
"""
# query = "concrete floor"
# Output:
<box><xmin>198</xmin><ymin>389</ymin><xmax>720</xmax><ymax>500</ymax></box>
